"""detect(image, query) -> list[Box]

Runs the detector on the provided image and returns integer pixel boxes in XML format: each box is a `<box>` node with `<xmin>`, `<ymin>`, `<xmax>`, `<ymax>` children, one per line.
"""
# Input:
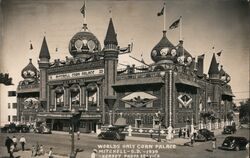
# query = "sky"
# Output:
<box><xmin>0</xmin><ymin>0</ymin><xmax>249</xmax><ymax>104</ymax></box>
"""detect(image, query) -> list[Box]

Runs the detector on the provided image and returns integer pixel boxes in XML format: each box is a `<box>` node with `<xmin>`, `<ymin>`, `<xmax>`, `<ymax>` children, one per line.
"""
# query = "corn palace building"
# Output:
<box><xmin>16</xmin><ymin>7</ymin><xmax>235</xmax><ymax>134</ymax></box>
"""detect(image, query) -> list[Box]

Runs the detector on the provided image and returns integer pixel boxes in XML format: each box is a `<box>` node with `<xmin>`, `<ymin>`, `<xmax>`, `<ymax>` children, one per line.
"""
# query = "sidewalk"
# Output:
<box><xmin>0</xmin><ymin>148</ymin><xmax>68</xmax><ymax>158</ymax></box>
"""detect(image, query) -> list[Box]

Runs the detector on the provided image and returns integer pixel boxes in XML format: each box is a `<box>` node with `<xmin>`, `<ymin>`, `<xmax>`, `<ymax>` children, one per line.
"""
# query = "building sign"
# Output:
<box><xmin>48</xmin><ymin>69</ymin><xmax>104</xmax><ymax>81</ymax></box>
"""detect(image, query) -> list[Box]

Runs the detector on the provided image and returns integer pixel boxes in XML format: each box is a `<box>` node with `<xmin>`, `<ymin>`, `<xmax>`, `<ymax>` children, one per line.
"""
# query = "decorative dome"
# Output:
<box><xmin>151</xmin><ymin>31</ymin><xmax>193</xmax><ymax>66</ymax></box>
<box><xmin>69</xmin><ymin>24</ymin><xmax>101</xmax><ymax>60</ymax></box>
<box><xmin>21</xmin><ymin>59</ymin><xmax>38</xmax><ymax>81</ymax></box>
<box><xmin>175</xmin><ymin>40</ymin><xmax>193</xmax><ymax>66</ymax></box>
<box><xmin>151</xmin><ymin>31</ymin><xmax>176</xmax><ymax>63</ymax></box>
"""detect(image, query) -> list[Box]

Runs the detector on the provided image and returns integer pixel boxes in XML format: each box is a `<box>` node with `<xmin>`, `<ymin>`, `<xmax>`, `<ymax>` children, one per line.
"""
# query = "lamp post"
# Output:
<box><xmin>155</xmin><ymin>111</ymin><xmax>162</xmax><ymax>142</ymax></box>
<box><xmin>104</xmin><ymin>96</ymin><xmax>116</xmax><ymax>126</ymax></box>
<box><xmin>67</xmin><ymin>108</ymin><xmax>83</xmax><ymax>158</ymax></box>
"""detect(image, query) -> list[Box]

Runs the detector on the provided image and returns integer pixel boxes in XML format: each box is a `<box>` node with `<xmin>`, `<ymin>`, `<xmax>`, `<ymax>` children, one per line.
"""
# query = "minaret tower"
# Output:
<box><xmin>38</xmin><ymin>37</ymin><xmax>50</xmax><ymax>110</ymax></box>
<box><xmin>103</xmin><ymin>18</ymin><xmax>119</xmax><ymax>97</ymax></box>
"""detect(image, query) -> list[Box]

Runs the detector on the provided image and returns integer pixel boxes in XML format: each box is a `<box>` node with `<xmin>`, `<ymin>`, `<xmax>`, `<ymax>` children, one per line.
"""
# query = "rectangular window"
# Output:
<box><xmin>8</xmin><ymin>115</ymin><xmax>11</xmax><ymax>122</ymax></box>
<box><xmin>12</xmin><ymin>103</ymin><xmax>17</xmax><ymax>109</ymax></box>
<box><xmin>8</xmin><ymin>103</ymin><xmax>11</xmax><ymax>109</ymax></box>
<box><xmin>8</xmin><ymin>91</ymin><xmax>16</xmax><ymax>97</ymax></box>
<box><xmin>12</xmin><ymin>116</ymin><xmax>17</xmax><ymax>122</ymax></box>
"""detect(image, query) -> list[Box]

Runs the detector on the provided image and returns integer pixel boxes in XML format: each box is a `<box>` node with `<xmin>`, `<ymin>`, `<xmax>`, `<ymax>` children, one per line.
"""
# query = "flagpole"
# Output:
<box><xmin>83</xmin><ymin>0</ymin><xmax>86</xmax><ymax>25</ymax></box>
<box><xmin>163</xmin><ymin>2</ymin><xmax>166</xmax><ymax>31</ymax></box>
<box><xmin>180</xmin><ymin>16</ymin><xmax>182</xmax><ymax>41</ymax></box>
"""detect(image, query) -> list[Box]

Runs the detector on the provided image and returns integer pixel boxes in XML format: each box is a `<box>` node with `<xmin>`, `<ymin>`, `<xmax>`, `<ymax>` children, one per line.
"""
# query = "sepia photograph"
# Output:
<box><xmin>0</xmin><ymin>0</ymin><xmax>249</xmax><ymax>158</ymax></box>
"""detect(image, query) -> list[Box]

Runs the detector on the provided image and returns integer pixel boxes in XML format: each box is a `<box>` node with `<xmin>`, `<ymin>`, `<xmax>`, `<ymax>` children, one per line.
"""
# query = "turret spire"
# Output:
<box><xmin>208</xmin><ymin>53</ymin><xmax>219</xmax><ymax>76</ymax></box>
<box><xmin>39</xmin><ymin>36</ymin><xmax>50</xmax><ymax>59</ymax></box>
<box><xmin>104</xmin><ymin>18</ymin><xmax>118</xmax><ymax>46</ymax></box>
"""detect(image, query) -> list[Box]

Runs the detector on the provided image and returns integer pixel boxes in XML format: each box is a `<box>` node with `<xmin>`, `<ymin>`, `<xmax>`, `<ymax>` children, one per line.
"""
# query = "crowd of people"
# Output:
<box><xmin>4</xmin><ymin>135</ymin><xmax>53</xmax><ymax>158</ymax></box>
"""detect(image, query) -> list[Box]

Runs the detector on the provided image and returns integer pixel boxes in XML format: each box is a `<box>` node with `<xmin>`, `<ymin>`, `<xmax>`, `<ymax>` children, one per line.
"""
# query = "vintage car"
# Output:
<box><xmin>195</xmin><ymin>129</ymin><xmax>215</xmax><ymax>141</ymax></box>
<box><xmin>222</xmin><ymin>125</ymin><xmax>236</xmax><ymax>134</ymax></box>
<box><xmin>16</xmin><ymin>124</ymin><xmax>30</xmax><ymax>133</ymax></box>
<box><xmin>1</xmin><ymin>123</ymin><xmax>17</xmax><ymax>133</ymax></box>
<box><xmin>98</xmin><ymin>126</ymin><xmax>126</xmax><ymax>141</ymax></box>
<box><xmin>219</xmin><ymin>136</ymin><xmax>249</xmax><ymax>151</ymax></box>
<box><xmin>34</xmin><ymin>125</ymin><xmax>52</xmax><ymax>134</ymax></box>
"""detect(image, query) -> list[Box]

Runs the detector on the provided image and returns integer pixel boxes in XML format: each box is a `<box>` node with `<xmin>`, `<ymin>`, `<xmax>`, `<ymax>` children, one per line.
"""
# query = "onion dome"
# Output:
<box><xmin>21</xmin><ymin>59</ymin><xmax>38</xmax><ymax>82</ymax></box>
<box><xmin>69</xmin><ymin>24</ymin><xmax>101</xmax><ymax>60</ymax></box>
<box><xmin>151</xmin><ymin>31</ymin><xmax>176</xmax><ymax>64</ymax></box>
<box><xmin>175</xmin><ymin>40</ymin><xmax>193</xmax><ymax>66</ymax></box>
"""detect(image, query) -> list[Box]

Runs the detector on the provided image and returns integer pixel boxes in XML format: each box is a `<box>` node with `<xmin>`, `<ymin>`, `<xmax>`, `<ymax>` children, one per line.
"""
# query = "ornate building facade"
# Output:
<box><xmin>16</xmin><ymin>7</ymin><xmax>234</xmax><ymax>134</ymax></box>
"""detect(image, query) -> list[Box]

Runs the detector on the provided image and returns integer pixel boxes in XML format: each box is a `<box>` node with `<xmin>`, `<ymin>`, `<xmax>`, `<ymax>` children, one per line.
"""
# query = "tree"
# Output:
<box><xmin>239</xmin><ymin>99</ymin><xmax>250</xmax><ymax>124</ymax></box>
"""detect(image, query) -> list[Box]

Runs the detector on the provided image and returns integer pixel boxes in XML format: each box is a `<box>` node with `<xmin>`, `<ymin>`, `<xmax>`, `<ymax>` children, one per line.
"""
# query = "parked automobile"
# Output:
<box><xmin>34</xmin><ymin>125</ymin><xmax>52</xmax><ymax>134</ymax></box>
<box><xmin>98</xmin><ymin>126</ymin><xmax>126</xmax><ymax>141</ymax></box>
<box><xmin>195</xmin><ymin>129</ymin><xmax>214</xmax><ymax>141</ymax></box>
<box><xmin>222</xmin><ymin>125</ymin><xmax>236</xmax><ymax>134</ymax></box>
<box><xmin>219</xmin><ymin>136</ymin><xmax>249</xmax><ymax>151</ymax></box>
<box><xmin>16</xmin><ymin>124</ymin><xmax>30</xmax><ymax>133</ymax></box>
<box><xmin>1</xmin><ymin>123</ymin><xmax>17</xmax><ymax>133</ymax></box>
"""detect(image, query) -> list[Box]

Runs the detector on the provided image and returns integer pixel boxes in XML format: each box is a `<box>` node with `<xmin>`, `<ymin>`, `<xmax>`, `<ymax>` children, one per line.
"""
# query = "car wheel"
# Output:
<box><xmin>235</xmin><ymin>146</ymin><xmax>240</xmax><ymax>151</ymax></box>
<box><xmin>114</xmin><ymin>134</ymin><xmax>120</xmax><ymax>141</ymax></box>
<box><xmin>98</xmin><ymin>134</ymin><xmax>104</xmax><ymax>139</ymax></box>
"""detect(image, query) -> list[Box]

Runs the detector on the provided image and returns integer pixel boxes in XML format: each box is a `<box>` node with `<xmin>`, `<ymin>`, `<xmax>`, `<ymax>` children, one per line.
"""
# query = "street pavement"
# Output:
<box><xmin>0</xmin><ymin>127</ymin><xmax>249</xmax><ymax>158</ymax></box>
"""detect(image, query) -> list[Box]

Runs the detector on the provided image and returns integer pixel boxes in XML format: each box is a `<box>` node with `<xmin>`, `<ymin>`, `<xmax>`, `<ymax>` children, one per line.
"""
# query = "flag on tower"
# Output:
<box><xmin>169</xmin><ymin>18</ymin><xmax>181</xmax><ymax>29</ymax></box>
<box><xmin>217</xmin><ymin>51</ymin><xmax>222</xmax><ymax>56</ymax></box>
<box><xmin>80</xmin><ymin>1</ymin><xmax>86</xmax><ymax>17</ymax></box>
<box><xmin>157</xmin><ymin>6</ymin><xmax>164</xmax><ymax>16</ymax></box>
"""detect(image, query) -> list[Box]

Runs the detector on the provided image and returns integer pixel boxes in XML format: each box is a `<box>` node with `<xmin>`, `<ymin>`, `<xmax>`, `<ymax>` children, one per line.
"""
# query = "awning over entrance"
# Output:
<box><xmin>175</xmin><ymin>77</ymin><xmax>200</xmax><ymax>88</ymax></box>
<box><xmin>37</xmin><ymin>112</ymin><xmax>101</xmax><ymax>120</ymax></box>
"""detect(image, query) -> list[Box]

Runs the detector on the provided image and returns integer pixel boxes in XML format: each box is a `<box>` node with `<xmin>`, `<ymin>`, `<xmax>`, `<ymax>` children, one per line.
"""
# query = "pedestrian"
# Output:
<box><xmin>48</xmin><ymin>147</ymin><xmax>53</xmax><ymax>158</ymax></box>
<box><xmin>178</xmin><ymin>128</ymin><xmax>182</xmax><ymax>138</ymax></box>
<box><xmin>190</xmin><ymin>134</ymin><xmax>195</xmax><ymax>147</ymax></box>
<box><xmin>38</xmin><ymin>145</ymin><xmax>45</xmax><ymax>156</ymax></box>
<box><xmin>246</xmin><ymin>142</ymin><xmax>249</xmax><ymax>158</ymax></box>
<box><xmin>212</xmin><ymin>138</ymin><xmax>216</xmax><ymax>151</ymax></box>
<box><xmin>5</xmin><ymin>136</ymin><xmax>13</xmax><ymax>156</ymax></box>
<box><xmin>31</xmin><ymin>145</ymin><xmax>36</xmax><ymax>157</ymax></box>
<box><xmin>77</xmin><ymin>131</ymin><xmax>80</xmax><ymax>140</ymax></box>
<box><xmin>35</xmin><ymin>141</ymin><xmax>40</xmax><ymax>156</ymax></box>
<box><xmin>187</xmin><ymin>128</ymin><xmax>190</xmax><ymax>138</ymax></box>
<box><xmin>9</xmin><ymin>144</ymin><xmax>15</xmax><ymax>158</ymax></box>
<box><xmin>12</xmin><ymin>136</ymin><xmax>17</xmax><ymax>151</ymax></box>
<box><xmin>91</xmin><ymin>149</ymin><xmax>97</xmax><ymax>158</ymax></box>
<box><xmin>19</xmin><ymin>135</ymin><xmax>26</xmax><ymax>151</ymax></box>
<box><xmin>183</xmin><ymin>129</ymin><xmax>186</xmax><ymax>138</ymax></box>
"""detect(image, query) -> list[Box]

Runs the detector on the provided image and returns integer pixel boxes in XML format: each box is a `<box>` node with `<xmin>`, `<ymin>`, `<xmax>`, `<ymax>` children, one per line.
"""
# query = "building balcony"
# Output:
<box><xmin>17</xmin><ymin>83</ymin><xmax>39</xmax><ymax>93</ymax></box>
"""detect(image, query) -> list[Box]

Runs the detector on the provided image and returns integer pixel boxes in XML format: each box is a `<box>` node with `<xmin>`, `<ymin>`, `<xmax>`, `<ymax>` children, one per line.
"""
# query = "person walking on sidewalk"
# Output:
<box><xmin>12</xmin><ymin>136</ymin><xmax>17</xmax><ymax>151</ymax></box>
<box><xmin>48</xmin><ymin>147</ymin><xmax>54</xmax><ymax>158</ymax></box>
<box><xmin>19</xmin><ymin>135</ymin><xmax>26</xmax><ymax>151</ymax></box>
<box><xmin>178</xmin><ymin>128</ymin><xmax>182</xmax><ymax>138</ymax></box>
<box><xmin>211</xmin><ymin>138</ymin><xmax>217</xmax><ymax>151</ymax></box>
<box><xmin>5</xmin><ymin>136</ymin><xmax>13</xmax><ymax>156</ymax></box>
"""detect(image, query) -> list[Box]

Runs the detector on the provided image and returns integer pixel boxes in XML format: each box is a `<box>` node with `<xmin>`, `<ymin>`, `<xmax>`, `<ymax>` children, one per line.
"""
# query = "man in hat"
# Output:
<box><xmin>5</xmin><ymin>136</ymin><xmax>13</xmax><ymax>156</ymax></box>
